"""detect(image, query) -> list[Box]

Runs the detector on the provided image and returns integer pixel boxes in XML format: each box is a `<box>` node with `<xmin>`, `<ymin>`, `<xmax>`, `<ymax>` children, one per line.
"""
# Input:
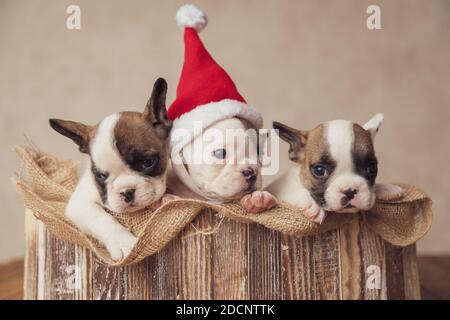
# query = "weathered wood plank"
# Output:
<box><xmin>402</xmin><ymin>245</ymin><xmax>420</xmax><ymax>300</ymax></box>
<box><xmin>248</xmin><ymin>224</ymin><xmax>282</xmax><ymax>299</ymax></box>
<box><xmin>147</xmin><ymin>237</ymin><xmax>179</xmax><ymax>299</ymax></box>
<box><xmin>24</xmin><ymin>210</ymin><xmax>38</xmax><ymax>300</ymax></box>
<box><xmin>176</xmin><ymin>209</ymin><xmax>213</xmax><ymax>299</ymax></box>
<box><xmin>312</xmin><ymin>229</ymin><xmax>341</xmax><ymax>299</ymax></box>
<box><xmin>281</xmin><ymin>234</ymin><xmax>315</xmax><ymax>300</ymax></box>
<box><xmin>26</xmin><ymin>211</ymin><xmax>94</xmax><ymax>300</ymax></box>
<box><xmin>24</xmin><ymin>209</ymin><xmax>420</xmax><ymax>300</ymax></box>
<box><xmin>338</xmin><ymin>217</ymin><xmax>362</xmax><ymax>300</ymax></box>
<box><xmin>358</xmin><ymin>218</ymin><xmax>386</xmax><ymax>300</ymax></box>
<box><xmin>212</xmin><ymin>216</ymin><xmax>249</xmax><ymax>299</ymax></box>
<box><xmin>91</xmin><ymin>261</ymin><xmax>120</xmax><ymax>300</ymax></box>
<box><xmin>76</xmin><ymin>247</ymin><xmax>92</xmax><ymax>300</ymax></box>
<box><xmin>118</xmin><ymin>260</ymin><xmax>150</xmax><ymax>300</ymax></box>
<box><xmin>36</xmin><ymin>220</ymin><xmax>46</xmax><ymax>299</ymax></box>
<box><xmin>46</xmin><ymin>231</ymin><xmax>78</xmax><ymax>299</ymax></box>
<box><xmin>385</xmin><ymin>243</ymin><xmax>405</xmax><ymax>300</ymax></box>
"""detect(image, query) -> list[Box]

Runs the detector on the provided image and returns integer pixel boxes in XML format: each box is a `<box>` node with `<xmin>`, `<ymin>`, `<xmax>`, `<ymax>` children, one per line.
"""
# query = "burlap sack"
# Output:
<box><xmin>13</xmin><ymin>145</ymin><xmax>433</xmax><ymax>266</ymax></box>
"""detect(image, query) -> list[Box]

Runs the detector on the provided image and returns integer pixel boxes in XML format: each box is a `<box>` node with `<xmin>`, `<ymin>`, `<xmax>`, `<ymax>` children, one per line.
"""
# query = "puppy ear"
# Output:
<box><xmin>144</xmin><ymin>78</ymin><xmax>172</xmax><ymax>139</ymax></box>
<box><xmin>363</xmin><ymin>113</ymin><xmax>384</xmax><ymax>140</ymax></box>
<box><xmin>49</xmin><ymin>119</ymin><xmax>92</xmax><ymax>153</ymax></box>
<box><xmin>273</xmin><ymin>121</ymin><xmax>308</xmax><ymax>162</ymax></box>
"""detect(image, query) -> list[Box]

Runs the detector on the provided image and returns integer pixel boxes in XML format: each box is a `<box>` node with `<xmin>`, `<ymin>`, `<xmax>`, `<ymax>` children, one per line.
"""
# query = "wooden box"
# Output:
<box><xmin>24</xmin><ymin>208</ymin><xmax>420</xmax><ymax>300</ymax></box>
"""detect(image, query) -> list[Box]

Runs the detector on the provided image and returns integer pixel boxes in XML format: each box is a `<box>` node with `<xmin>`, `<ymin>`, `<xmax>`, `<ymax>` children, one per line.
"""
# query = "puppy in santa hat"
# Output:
<box><xmin>167</xmin><ymin>4</ymin><xmax>278</xmax><ymax>213</ymax></box>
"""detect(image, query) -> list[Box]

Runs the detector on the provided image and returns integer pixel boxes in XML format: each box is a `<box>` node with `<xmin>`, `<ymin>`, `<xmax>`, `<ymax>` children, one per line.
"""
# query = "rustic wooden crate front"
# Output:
<box><xmin>24</xmin><ymin>209</ymin><xmax>420</xmax><ymax>300</ymax></box>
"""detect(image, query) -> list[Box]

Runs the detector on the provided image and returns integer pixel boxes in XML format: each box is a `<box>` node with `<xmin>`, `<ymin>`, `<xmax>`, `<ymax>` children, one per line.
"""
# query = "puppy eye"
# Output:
<box><xmin>366</xmin><ymin>160</ymin><xmax>378</xmax><ymax>176</ymax></box>
<box><xmin>95</xmin><ymin>172</ymin><xmax>108</xmax><ymax>182</ymax></box>
<box><xmin>212</xmin><ymin>148</ymin><xmax>226</xmax><ymax>159</ymax></box>
<box><xmin>139</xmin><ymin>157</ymin><xmax>158</xmax><ymax>171</ymax></box>
<box><xmin>311</xmin><ymin>164</ymin><xmax>328</xmax><ymax>178</ymax></box>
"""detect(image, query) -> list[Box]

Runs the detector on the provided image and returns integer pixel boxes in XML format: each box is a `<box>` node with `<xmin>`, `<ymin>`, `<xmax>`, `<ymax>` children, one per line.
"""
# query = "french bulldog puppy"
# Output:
<box><xmin>49</xmin><ymin>78</ymin><xmax>173</xmax><ymax>260</ymax></box>
<box><xmin>267</xmin><ymin>114</ymin><xmax>403</xmax><ymax>223</ymax></box>
<box><xmin>168</xmin><ymin>117</ymin><xmax>278</xmax><ymax>213</ymax></box>
<box><xmin>167</xmin><ymin>4</ymin><xmax>277</xmax><ymax>213</ymax></box>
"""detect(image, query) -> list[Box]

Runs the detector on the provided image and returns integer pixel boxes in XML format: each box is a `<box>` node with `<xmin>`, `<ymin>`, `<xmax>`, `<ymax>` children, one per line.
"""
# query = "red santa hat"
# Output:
<box><xmin>168</xmin><ymin>4</ymin><xmax>263</xmax><ymax>201</ymax></box>
<box><xmin>168</xmin><ymin>4</ymin><xmax>263</xmax><ymax>153</ymax></box>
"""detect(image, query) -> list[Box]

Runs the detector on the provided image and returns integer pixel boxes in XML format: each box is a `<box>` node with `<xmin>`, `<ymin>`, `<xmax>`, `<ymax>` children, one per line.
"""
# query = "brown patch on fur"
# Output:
<box><xmin>353</xmin><ymin>124</ymin><xmax>375</xmax><ymax>157</ymax></box>
<box><xmin>114</xmin><ymin>112</ymin><xmax>168</xmax><ymax>177</ymax></box>
<box><xmin>352</xmin><ymin>123</ymin><xmax>377</xmax><ymax>186</ymax></box>
<box><xmin>300</xmin><ymin>124</ymin><xmax>327</xmax><ymax>167</ymax></box>
<box><xmin>299</xmin><ymin>124</ymin><xmax>334</xmax><ymax>206</ymax></box>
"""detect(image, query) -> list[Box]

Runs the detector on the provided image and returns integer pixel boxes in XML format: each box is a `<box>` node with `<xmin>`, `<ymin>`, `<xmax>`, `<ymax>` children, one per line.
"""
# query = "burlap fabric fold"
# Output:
<box><xmin>13</xmin><ymin>145</ymin><xmax>432</xmax><ymax>266</ymax></box>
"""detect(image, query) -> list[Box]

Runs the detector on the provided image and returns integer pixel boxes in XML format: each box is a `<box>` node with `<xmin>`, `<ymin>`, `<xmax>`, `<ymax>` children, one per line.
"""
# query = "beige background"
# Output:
<box><xmin>1</xmin><ymin>0</ymin><xmax>449</xmax><ymax>262</ymax></box>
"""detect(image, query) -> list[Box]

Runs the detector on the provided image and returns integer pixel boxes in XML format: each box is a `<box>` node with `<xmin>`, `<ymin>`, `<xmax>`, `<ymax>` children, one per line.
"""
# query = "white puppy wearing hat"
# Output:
<box><xmin>166</xmin><ymin>4</ymin><xmax>277</xmax><ymax>213</ymax></box>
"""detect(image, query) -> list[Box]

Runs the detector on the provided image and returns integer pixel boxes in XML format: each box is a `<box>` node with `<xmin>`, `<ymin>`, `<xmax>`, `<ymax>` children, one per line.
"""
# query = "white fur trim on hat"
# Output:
<box><xmin>176</xmin><ymin>4</ymin><xmax>207</xmax><ymax>32</ymax></box>
<box><xmin>169</xmin><ymin>99</ymin><xmax>263</xmax><ymax>153</ymax></box>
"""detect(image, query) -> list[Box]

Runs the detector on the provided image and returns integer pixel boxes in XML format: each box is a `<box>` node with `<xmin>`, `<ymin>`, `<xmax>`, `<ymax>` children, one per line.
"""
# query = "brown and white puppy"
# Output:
<box><xmin>267</xmin><ymin>114</ymin><xmax>403</xmax><ymax>223</ymax></box>
<box><xmin>49</xmin><ymin>78</ymin><xmax>173</xmax><ymax>260</ymax></box>
<box><xmin>168</xmin><ymin>117</ymin><xmax>277</xmax><ymax>213</ymax></box>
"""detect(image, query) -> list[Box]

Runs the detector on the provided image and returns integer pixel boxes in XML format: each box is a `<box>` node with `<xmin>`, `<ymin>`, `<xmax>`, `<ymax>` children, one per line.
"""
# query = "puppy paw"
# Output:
<box><xmin>149</xmin><ymin>194</ymin><xmax>180</xmax><ymax>210</ymax></box>
<box><xmin>375</xmin><ymin>183</ymin><xmax>404</xmax><ymax>201</ymax></box>
<box><xmin>148</xmin><ymin>200</ymin><xmax>161</xmax><ymax>210</ymax></box>
<box><xmin>296</xmin><ymin>192</ymin><xmax>327</xmax><ymax>224</ymax></box>
<box><xmin>105</xmin><ymin>230</ymin><xmax>137</xmax><ymax>261</ymax></box>
<box><xmin>240</xmin><ymin>191</ymin><xmax>278</xmax><ymax>214</ymax></box>
<box><xmin>161</xmin><ymin>193</ymin><xmax>180</xmax><ymax>205</ymax></box>
<box><xmin>304</xmin><ymin>202</ymin><xmax>327</xmax><ymax>224</ymax></box>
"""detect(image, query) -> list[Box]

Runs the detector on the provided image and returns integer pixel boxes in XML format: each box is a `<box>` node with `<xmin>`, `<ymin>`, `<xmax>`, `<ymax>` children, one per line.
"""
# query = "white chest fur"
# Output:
<box><xmin>265</xmin><ymin>166</ymin><xmax>304</xmax><ymax>205</ymax></box>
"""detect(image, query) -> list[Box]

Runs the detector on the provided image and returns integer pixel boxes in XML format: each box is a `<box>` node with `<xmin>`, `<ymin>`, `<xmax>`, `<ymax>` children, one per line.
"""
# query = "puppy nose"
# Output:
<box><xmin>242</xmin><ymin>168</ymin><xmax>254</xmax><ymax>177</ymax></box>
<box><xmin>120</xmin><ymin>189</ymin><xmax>135</xmax><ymax>203</ymax></box>
<box><xmin>343</xmin><ymin>188</ymin><xmax>358</xmax><ymax>200</ymax></box>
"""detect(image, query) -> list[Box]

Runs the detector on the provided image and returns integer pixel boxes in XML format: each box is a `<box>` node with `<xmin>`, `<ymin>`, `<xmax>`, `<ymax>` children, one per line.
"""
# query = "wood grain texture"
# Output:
<box><xmin>45</xmin><ymin>229</ymin><xmax>78</xmax><ymax>299</ymax></box>
<box><xmin>147</xmin><ymin>237</ymin><xmax>178</xmax><ymax>299</ymax></box>
<box><xmin>248</xmin><ymin>224</ymin><xmax>282</xmax><ymax>299</ymax></box>
<box><xmin>338</xmin><ymin>217</ymin><xmax>362</xmax><ymax>300</ymax></box>
<box><xmin>76</xmin><ymin>247</ymin><xmax>92</xmax><ymax>300</ymax></box>
<box><xmin>118</xmin><ymin>260</ymin><xmax>150</xmax><ymax>300</ymax></box>
<box><xmin>13</xmin><ymin>255</ymin><xmax>450</xmax><ymax>300</ymax></box>
<box><xmin>281</xmin><ymin>234</ymin><xmax>314</xmax><ymax>299</ymax></box>
<box><xmin>385</xmin><ymin>243</ymin><xmax>406</xmax><ymax>300</ymax></box>
<box><xmin>402</xmin><ymin>245</ymin><xmax>420</xmax><ymax>300</ymax></box>
<box><xmin>212</xmin><ymin>216</ymin><xmax>249</xmax><ymax>299</ymax></box>
<box><xmin>176</xmin><ymin>209</ymin><xmax>213</xmax><ymax>299</ymax></box>
<box><xmin>91</xmin><ymin>260</ymin><xmax>120</xmax><ymax>300</ymax></box>
<box><xmin>24</xmin><ymin>210</ymin><xmax>37</xmax><ymax>300</ymax></box>
<box><xmin>25</xmin><ymin>211</ymin><xmax>93</xmax><ymax>300</ymax></box>
<box><xmin>358</xmin><ymin>218</ymin><xmax>387</xmax><ymax>300</ymax></box>
<box><xmin>23</xmin><ymin>209</ymin><xmax>421</xmax><ymax>300</ymax></box>
<box><xmin>311</xmin><ymin>229</ymin><xmax>341</xmax><ymax>299</ymax></box>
